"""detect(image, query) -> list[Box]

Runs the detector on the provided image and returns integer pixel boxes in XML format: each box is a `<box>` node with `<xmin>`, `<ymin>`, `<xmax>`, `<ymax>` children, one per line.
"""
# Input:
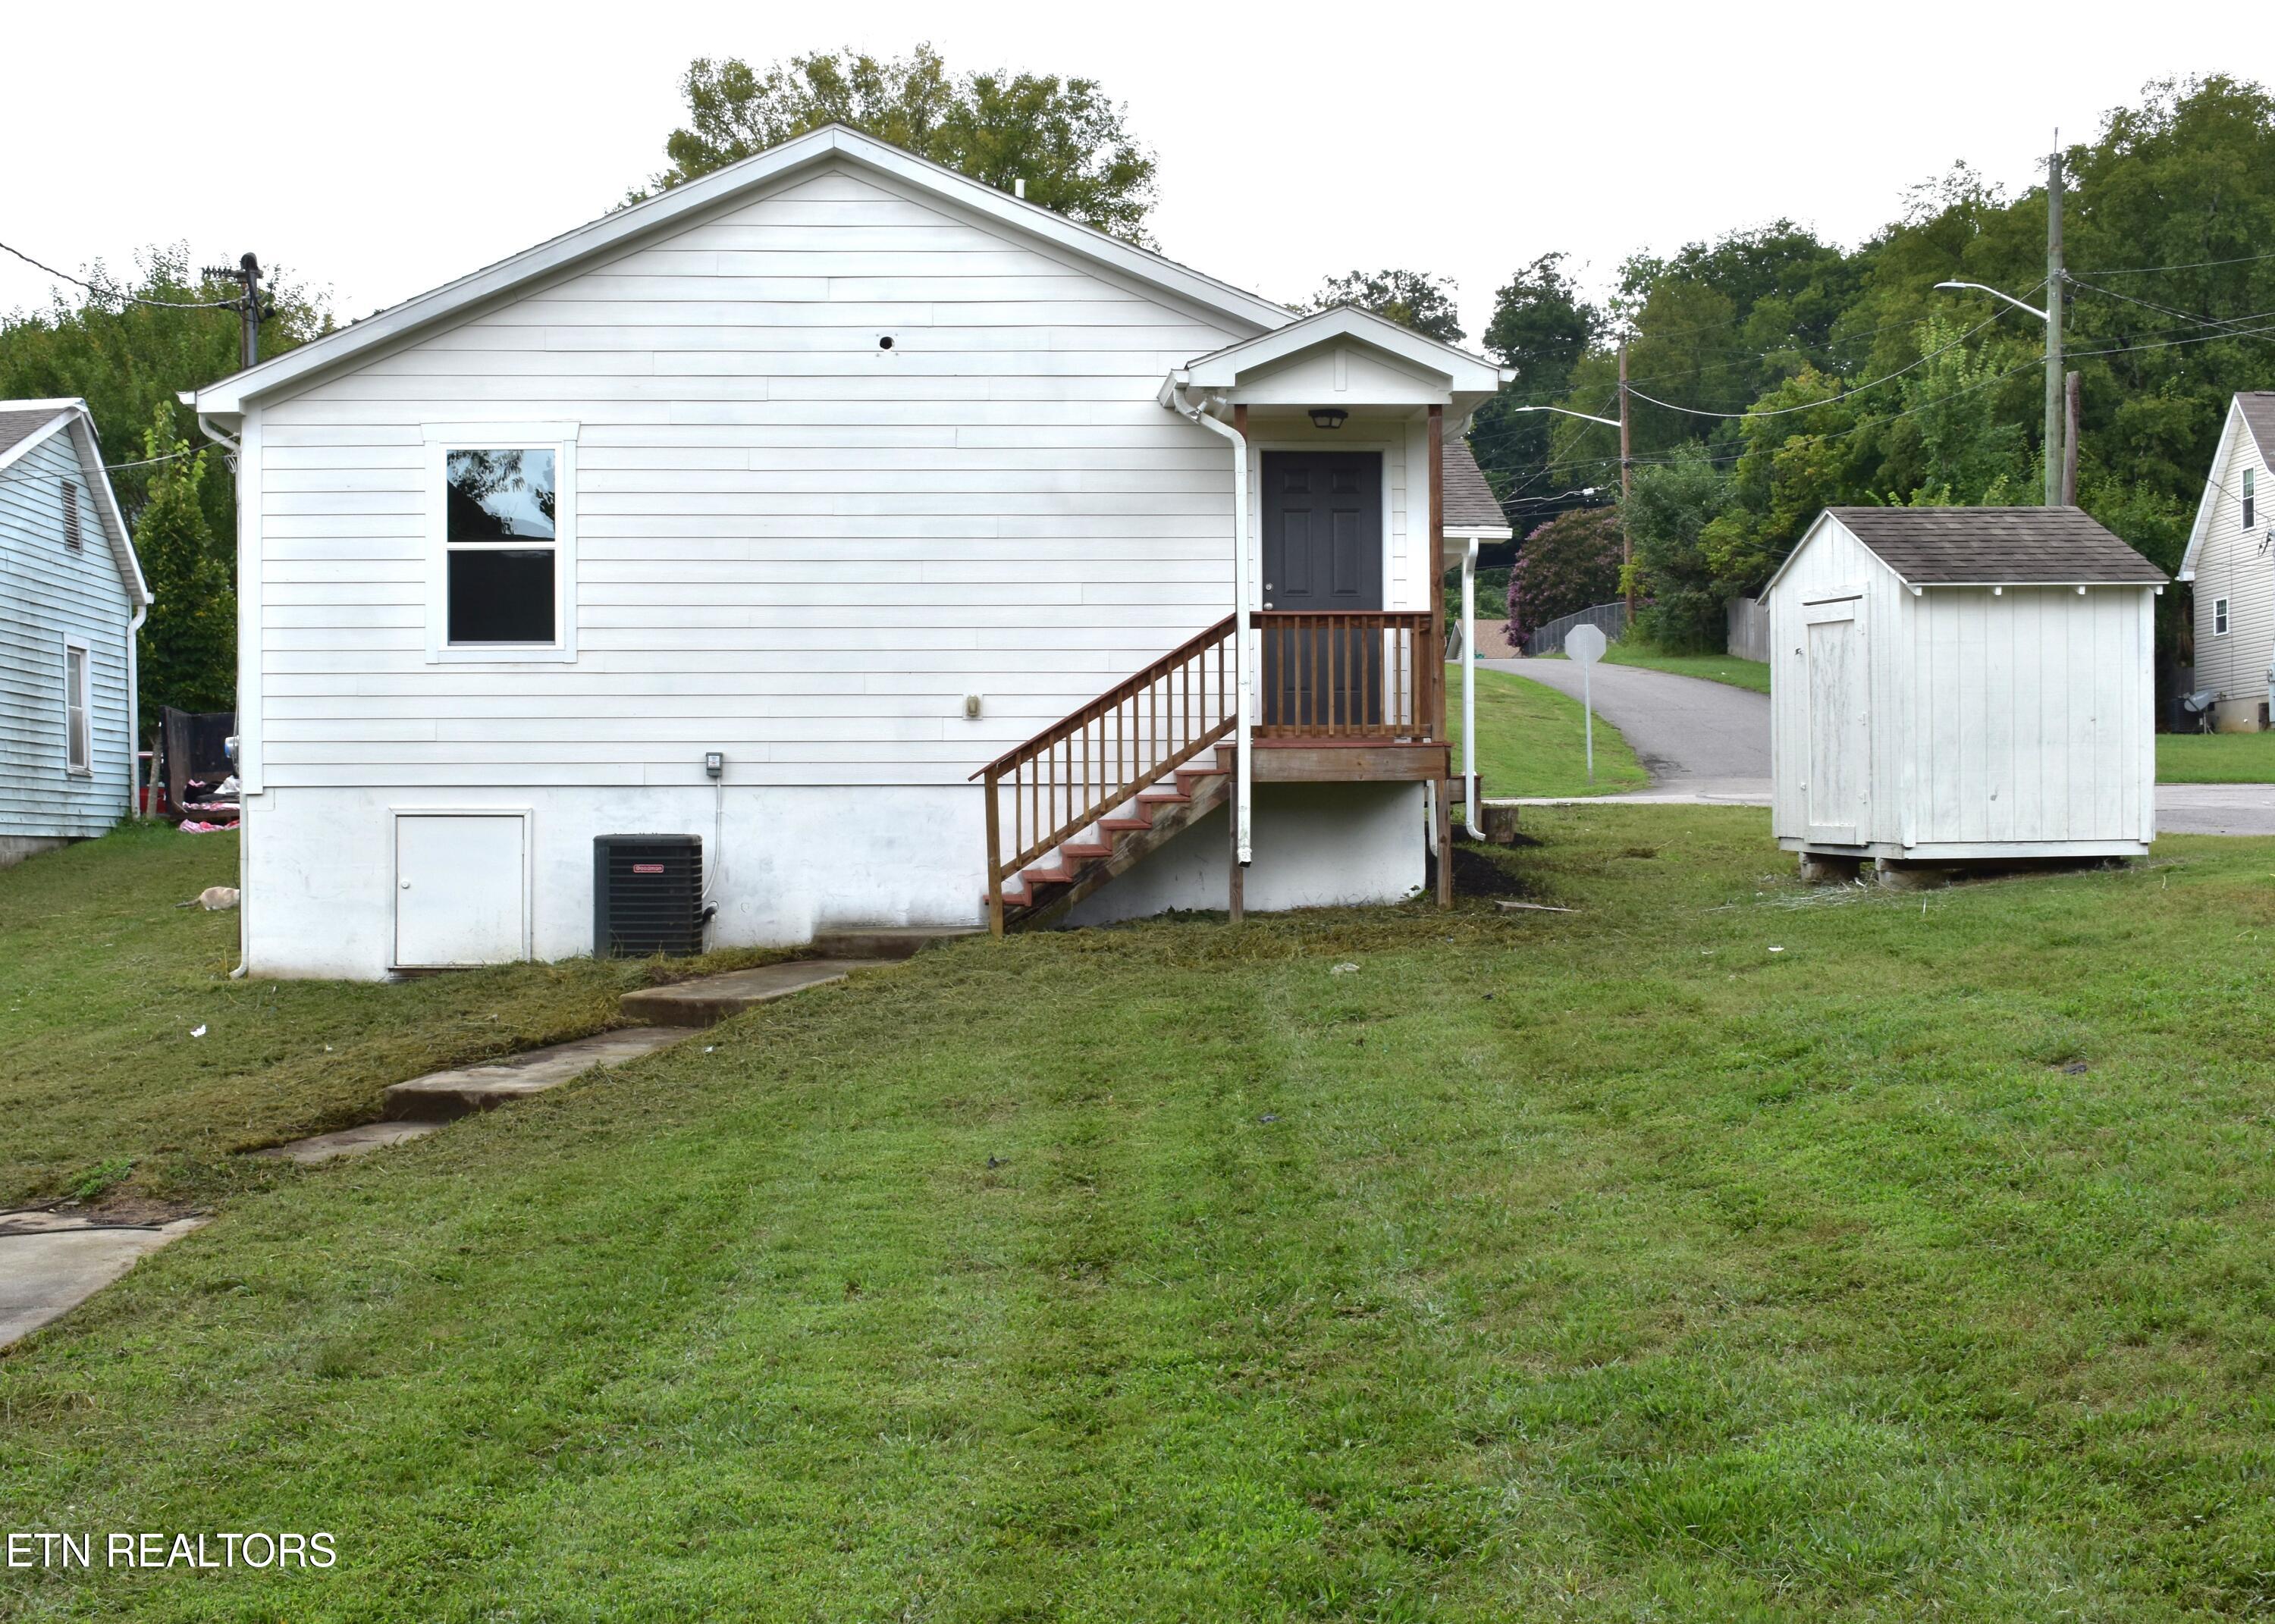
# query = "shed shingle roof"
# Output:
<box><xmin>1442</xmin><ymin>437</ymin><xmax>1510</xmax><ymax>535</ymax></box>
<box><xmin>1825</xmin><ymin>506</ymin><xmax>2167</xmax><ymax>586</ymax></box>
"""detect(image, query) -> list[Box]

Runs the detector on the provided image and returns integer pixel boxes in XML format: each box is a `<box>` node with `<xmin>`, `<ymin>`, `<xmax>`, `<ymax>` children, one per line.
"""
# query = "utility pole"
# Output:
<box><xmin>201</xmin><ymin>252</ymin><xmax>268</xmax><ymax>370</ymax></box>
<box><xmin>2063</xmin><ymin>370</ymin><xmax>2082</xmax><ymax>506</ymax></box>
<box><xmin>1618</xmin><ymin>341</ymin><xmax>1633</xmax><ymax>622</ymax></box>
<box><xmin>2044</xmin><ymin>144</ymin><xmax>2064</xmax><ymax>506</ymax></box>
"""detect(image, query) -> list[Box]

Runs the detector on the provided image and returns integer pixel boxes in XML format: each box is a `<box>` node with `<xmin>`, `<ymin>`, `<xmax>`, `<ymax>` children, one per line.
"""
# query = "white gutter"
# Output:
<box><xmin>1169</xmin><ymin>384</ymin><xmax>1253</xmax><ymax>864</ymax></box>
<box><xmin>1460</xmin><ymin>535</ymin><xmax>1483</xmax><ymax>839</ymax></box>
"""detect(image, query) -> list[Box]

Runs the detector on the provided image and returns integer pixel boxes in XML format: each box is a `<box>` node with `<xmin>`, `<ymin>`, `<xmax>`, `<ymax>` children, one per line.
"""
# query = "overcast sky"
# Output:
<box><xmin>1</xmin><ymin>2</ymin><xmax>2252</xmax><ymax>347</ymax></box>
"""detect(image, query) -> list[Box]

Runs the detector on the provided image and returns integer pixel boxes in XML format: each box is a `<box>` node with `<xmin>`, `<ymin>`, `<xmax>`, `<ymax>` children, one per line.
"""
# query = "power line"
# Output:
<box><xmin>1622</xmin><ymin>307</ymin><xmax>2022</xmax><ymax>420</ymax></box>
<box><xmin>0</xmin><ymin>240</ymin><xmax>235</xmax><ymax>311</ymax></box>
<box><xmin>2066</xmin><ymin>277</ymin><xmax>2275</xmax><ymax>334</ymax></box>
<box><xmin>2069</xmin><ymin>247</ymin><xmax>2275</xmax><ymax>277</ymax></box>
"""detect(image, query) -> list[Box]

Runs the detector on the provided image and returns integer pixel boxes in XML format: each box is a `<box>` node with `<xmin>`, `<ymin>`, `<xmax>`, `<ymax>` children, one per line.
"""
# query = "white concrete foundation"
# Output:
<box><xmin>243</xmin><ymin>779</ymin><xmax>1425</xmax><ymax>979</ymax></box>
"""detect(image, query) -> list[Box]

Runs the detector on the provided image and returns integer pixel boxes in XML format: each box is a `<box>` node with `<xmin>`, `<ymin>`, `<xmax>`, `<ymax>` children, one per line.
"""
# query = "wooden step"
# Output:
<box><xmin>1099</xmin><ymin>814</ymin><xmax>1153</xmax><ymax>833</ymax></box>
<box><xmin>1057</xmin><ymin>840</ymin><xmax>1112</xmax><ymax>861</ymax></box>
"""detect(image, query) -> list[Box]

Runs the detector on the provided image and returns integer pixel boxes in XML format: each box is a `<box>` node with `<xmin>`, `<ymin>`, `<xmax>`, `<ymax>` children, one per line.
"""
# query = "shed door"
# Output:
<box><xmin>1803</xmin><ymin>601</ymin><xmax>1867</xmax><ymax>842</ymax></box>
<box><xmin>395</xmin><ymin>814</ymin><xmax>527</xmax><ymax>967</ymax></box>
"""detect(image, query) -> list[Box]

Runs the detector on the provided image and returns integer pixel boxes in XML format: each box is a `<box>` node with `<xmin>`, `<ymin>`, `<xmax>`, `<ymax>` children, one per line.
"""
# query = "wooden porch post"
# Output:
<box><xmin>1429</xmin><ymin>405</ymin><xmax>1451</xmax><ymax>909</ymax></box>
<box><xmin>1231</xmin><ymin>403</ymin><xmax>1250</xmax><ymax>924</ymax></box>
<box><xmin>984</xmin><ymin>768</ymin><xmax>1005</xmax><ymax>936</ymax></box>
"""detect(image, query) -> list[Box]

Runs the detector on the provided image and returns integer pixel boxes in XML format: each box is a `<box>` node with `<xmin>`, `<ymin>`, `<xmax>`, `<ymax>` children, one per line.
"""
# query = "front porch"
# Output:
<box><xmin>976</xmin><ymin>306</ymin><xmax>1512</xmax><ymax>933</ymax></box>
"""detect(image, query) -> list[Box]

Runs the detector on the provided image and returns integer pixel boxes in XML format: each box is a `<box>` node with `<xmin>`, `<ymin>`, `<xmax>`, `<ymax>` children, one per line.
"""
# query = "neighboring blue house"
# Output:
<box><xmin>0</xmin><ymin>400</ymin><xmax>150</xmax><ymax>866</ymax></box>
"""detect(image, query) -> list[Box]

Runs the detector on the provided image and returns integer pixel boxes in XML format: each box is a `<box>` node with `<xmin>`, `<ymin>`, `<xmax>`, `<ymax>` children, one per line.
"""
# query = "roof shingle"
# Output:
<box><xmin>1442</xmin><ymin>437</ymin><xmax>1510</xmax><ymax>534</ymax></box>
<box><xmin>0</xmin><ymin>406</ymin><xmax>71</xmax><ymax>462</ymax></box>
<box><xmin>2236</xmin><ymin>392</ymin><xmax>2275</xmax><ymax>456</ymax></box>
<box><xmin>1825</xmin><ymin>506</ymin><xmax>2167</xmax><ymax>586</ymax></box>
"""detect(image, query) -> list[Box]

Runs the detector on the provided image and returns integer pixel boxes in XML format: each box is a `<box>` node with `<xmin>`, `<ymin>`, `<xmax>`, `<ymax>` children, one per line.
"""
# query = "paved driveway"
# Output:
<box><xmin>1480</xmin><ymin>658</ymin><xmax>1770</xmax><ymax>800</ymax></box>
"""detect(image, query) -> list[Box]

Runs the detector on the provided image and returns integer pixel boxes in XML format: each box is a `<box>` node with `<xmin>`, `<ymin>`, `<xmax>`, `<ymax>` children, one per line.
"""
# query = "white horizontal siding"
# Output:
<box><xmin>0</xmin><ymin>428</ymin><xmax>133</xmax><ymax>833</ymax></box>
<box><xmin>2194</xmin><ymin>427</ymin><xmax>2270</xmax><ymax>706</ymax></box>
<box><xmin>256</xmin><ymin>164</ymin><xmax>1269</xmax><ymax>788</ymax></box>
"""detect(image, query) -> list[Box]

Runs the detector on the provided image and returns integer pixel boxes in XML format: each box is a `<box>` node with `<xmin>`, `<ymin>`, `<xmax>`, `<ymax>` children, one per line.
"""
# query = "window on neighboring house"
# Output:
<box><xmin>64</xmin><ymin>641</ymin><xmax>90</xmax><ymax>774</ymax></box>
<box><xmin>2246</xmin><ymin>467</ymin><xmax>2258</xmax><ymax>531</ymax></box>
<box><xmin>2215</xmin><ymin>597</ymin><xmax>2232</xmax><ymax>636</ymax></box>
<box><xmin>444</xmin><ymin>448</ymin><xmax>558</xmax><ymax>644</ymax></box>
<box><xmin>61</xmin><ymin>479</ymin><xmax>80</xmax><ymax>550</ymax></box>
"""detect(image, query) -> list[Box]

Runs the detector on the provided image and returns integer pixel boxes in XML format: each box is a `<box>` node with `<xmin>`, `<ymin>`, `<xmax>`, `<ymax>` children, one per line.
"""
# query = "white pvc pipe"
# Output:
<box><xmin>1170</xmin><ymin>385</ymin><xmax>1253</xmax><ymax>864</ymax></box>
<box><xmin>1461</xmin><ymin>535</ymin><xmax>1483</xmax><ymax>839</ymax></box>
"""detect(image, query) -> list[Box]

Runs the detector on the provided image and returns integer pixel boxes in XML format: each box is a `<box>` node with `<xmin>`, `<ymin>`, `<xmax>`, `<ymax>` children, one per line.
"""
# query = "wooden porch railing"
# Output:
<box><xmin>975</xmin><ymin>614</ymin><xmax>1238</xmax><ymax>933</ymax></box>
<box><xmin>1254</xmin><ymin>610</ymin><xmax>1439</xmax><ymax>741</ymax></box>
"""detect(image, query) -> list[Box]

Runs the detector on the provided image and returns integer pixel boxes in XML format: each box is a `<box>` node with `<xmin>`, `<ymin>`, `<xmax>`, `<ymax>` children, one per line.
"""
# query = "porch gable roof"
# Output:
<box><xmin>1171</xmin><ymin>306</ymin><xmax>1511</xmax><ymax>409</ymax></box>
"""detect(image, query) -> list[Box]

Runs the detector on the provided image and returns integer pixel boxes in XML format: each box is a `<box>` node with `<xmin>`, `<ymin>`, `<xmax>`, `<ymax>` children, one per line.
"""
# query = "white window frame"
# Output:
<box><xmin>424</xmin><ymin>424</ymin><xmax>579</xmax><ymax>663</ymax></box>
<box><xmin>62</xmin><ymin>635</ymin><xmax>92</xmax><ymax>776</ymax></box>
<box><xmin>2214</xmin><ymin>597</ymin><xmax>2231</xmax><ymax>636</ymax></box>
<box><xmin>2245</xmin><ymin>467</ymin><xmax>2258</xmax><ymax>531</ymax></box>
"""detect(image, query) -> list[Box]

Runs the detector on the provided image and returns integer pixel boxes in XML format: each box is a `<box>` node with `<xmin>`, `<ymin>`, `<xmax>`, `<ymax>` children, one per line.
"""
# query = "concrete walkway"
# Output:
<box><xmin>2154</xmin><ymin>783</ymin><xmax>2275</xmax><ymax>835</ymax></box>
<box><xmin>1</xmin><ymin>1210</ymin><xmax>206</xmax><ymax>1347</ymax></box>
<box><xmin>1482</xmin><ymin>657</ymin><xmax>1771</xmax><ymax>798</ymax></box>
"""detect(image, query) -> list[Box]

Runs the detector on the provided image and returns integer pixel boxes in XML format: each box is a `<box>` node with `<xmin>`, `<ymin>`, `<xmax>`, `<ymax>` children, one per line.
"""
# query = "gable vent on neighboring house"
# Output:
<box><xmin>61</xmin><ymin>480</ymin><xmax>80</xmax><ymax>550</ymax></box>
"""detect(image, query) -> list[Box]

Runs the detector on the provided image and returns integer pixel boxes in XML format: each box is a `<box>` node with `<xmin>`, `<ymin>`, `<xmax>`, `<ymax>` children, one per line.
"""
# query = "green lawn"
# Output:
<box><xmin>2157</xmin><ymin>731</ymin><xmax>2275</xmax><ymax>782</ymax></box>
<box><xmin>1602</xmin><ymin>643</ymin><xmax>1774</xmax><ymax>693</ymax></box>
<box><xmin>0</xmin><ymin>822</ymin><xmax>785</xmax><ymax>1211</ymax></box>
<box><xmin>8</xmin><ymin>812</ymin><xmax>2275</xmax><ymax>1616</ymax></box>
<box><xmin>1447</xmin><ymin>664</ymin><xmax>1650</xmax><ymax>796</ymax></box>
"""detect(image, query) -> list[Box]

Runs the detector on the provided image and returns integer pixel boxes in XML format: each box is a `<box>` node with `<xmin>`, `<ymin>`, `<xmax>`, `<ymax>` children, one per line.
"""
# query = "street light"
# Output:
<box><xmin>1935</xmin><ymin>271</ymin><xmax>2066</xmax><ymax>506</ymax></box>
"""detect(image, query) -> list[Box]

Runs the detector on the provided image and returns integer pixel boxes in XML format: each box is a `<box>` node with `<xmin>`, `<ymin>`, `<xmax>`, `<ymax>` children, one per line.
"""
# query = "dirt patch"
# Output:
<box><xmin>1451</xmin><ymin>844</ymin><xmax>1533</xmax><ymax>898</ymax></box>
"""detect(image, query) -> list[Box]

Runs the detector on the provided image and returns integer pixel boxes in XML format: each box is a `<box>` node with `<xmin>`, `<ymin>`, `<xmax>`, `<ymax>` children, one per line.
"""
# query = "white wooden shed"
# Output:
<box><xmin>1764</xmin><ymin>506</ymin><xmax>2166</xmax><ymax>870</ymax></box>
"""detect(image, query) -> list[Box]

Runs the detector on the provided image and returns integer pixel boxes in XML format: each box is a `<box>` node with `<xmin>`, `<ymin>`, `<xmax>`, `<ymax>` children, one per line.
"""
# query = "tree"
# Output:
<box><xmin>1468</xmin><ymin>255</ymin><xmax>1601</xmax><ymax>509</ymax></box>
<box><xmin>131</xmin><ymin>406</ymin><xmax>234</xmax><ymax>722</ymax></box>
<box><xmin>0</xmin><ymin>245</ymin><xmax>328</xmax><ymax>559</ymax></box>
<box><xmin>639</xmin><ymin>45</ymin><xmax>1159</xmax><ymax>243</ymax></box>
<box><xmin>1301</xmin><ymin>269</ymin><xmax>1464</xmax><ymax>343</ymax></box>
<box><xmin>1624</xmin><ymin>447</ymin><xmax>1737</xmax><ymax>651</ymax></box>
<box><xmin>1504</xmin><ymin>507</ymin><xmax>1621</xmax><ymax>645</ymax></box>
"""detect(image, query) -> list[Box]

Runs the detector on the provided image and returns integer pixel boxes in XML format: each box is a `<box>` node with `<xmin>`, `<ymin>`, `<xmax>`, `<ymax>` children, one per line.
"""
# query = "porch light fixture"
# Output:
<box><xmin>1308</xmin><ymin>408</ymin><xmax>1348</xmax><ymax>431</ymax></box>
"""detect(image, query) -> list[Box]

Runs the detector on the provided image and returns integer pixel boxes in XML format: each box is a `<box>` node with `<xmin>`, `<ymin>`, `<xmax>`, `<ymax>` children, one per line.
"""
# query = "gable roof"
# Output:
<box><xmin>2178</xmin><ymin>393</ymin><xmax>2273</xmax><ymax>580</ymax></box>
<box><xmin>193</xmin><ymin>124</ymin><xmax>1294</xmax><ymax>416</ymax></box>
<box><xmin>0</xmin><ymin>399</ymin><xmax>149</xmax><ymax>611</ymax></box>
<box><xmin>1442</xmin><ymin>437</ymin><xmax>1511</xmax><ymax>537</ymax></box>
<box><xmin>1175</xmin><ymin>305</ymin><xmax>1511</xmax><ymax>397</ymax></box>
<box><xmin>1771</xmin><ymin>506</ymin><xmax>2166</xmax><ymax>592</ymax></box>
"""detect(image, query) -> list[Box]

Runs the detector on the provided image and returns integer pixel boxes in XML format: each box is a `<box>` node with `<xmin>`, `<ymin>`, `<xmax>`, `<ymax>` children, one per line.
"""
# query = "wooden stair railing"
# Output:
<box><xmin>974</xmin><ymin>614</ymin><xmax>1238</xmax><ymax>934</ymax></box>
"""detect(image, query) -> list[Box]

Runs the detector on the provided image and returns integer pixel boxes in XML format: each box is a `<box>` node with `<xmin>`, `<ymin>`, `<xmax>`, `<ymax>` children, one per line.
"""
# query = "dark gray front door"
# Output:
<box><xmin>1260</xmin><ymin>452</ymin><xmax>1383</xmax><ymax>729</ymax></box>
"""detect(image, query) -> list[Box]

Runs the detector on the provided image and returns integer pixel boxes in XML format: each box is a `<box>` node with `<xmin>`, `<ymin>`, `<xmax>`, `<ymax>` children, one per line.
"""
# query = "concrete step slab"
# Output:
<box><xmin>384</xmin><ymin>1026</ymin><xmax>690</xmax><ymax>1121</ymax></box>
<box><xmin>0</xmin><ymin>1211</ymin><xmax>208</xmax><ymax>1348</ymax></box>
<box><xmin>252</xmin><ymin>1120</ymin><xmax>444</xmax><ymax>1165</ymax></box>
<box><xmin>809</xmin><ymin>926</ymin><xmax>983</xmax><ymax>961</ymax></box>
<box><xmin>617</xmin><ymin>958</ymin><xmax>880</xmax><ymax>1027</ymax></box>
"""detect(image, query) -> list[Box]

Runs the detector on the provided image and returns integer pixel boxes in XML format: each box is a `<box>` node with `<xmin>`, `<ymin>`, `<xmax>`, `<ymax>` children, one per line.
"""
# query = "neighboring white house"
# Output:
<box><xmin>0</xmin><ymin>400</ymin><xmax>149</xmax><ymax>867</ymax></box>
<box><xmin>1765</xmin><ymin>506</ymin><xmax>2163</xmax><ymax>872</ymax></box>
<box><xmin>189</xmin><ymin>124</ymin><xmax>1511</xmax><ymax>980</ymax></box>
<box><xmin>2176</xmin><ymin>392</ymin><xmax>2274</xmax><ymax>729</ymax></box>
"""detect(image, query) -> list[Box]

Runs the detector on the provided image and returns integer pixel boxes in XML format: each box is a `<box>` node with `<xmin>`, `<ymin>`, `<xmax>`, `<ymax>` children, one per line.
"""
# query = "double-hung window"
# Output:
<box><xmin>2214</xmin><ymin>597</ymin><xmax>2232</xmax><ymax>637</ymax></box>
<box><xmin>426</xmin><ymin>428</ymin><xmax>577</xmax><ymax>661</ymax></box>
<box><xmin>63</xmin><ymin>639</ymin><xmax>90</xmax><ymax>775</ymax></box>
<box><xmin>2245</xmin><ymin>468</ymin><xmax>2257</xmax><ymax>531</ymax></box>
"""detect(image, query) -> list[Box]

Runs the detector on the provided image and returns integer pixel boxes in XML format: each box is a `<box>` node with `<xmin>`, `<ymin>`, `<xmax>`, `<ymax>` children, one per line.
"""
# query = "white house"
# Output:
<box><xmin>1765</xmin><ymin>506</ymin><xmax>2163</xmax><ymax>874</ymax></box>
<box><xmin>189</xmin><ymin>124</ymin><xmax>1511</xmax><ymax>979</ymax></box>
<box><xmin>0</xmin><ymin>400</ymin><xmax>149</xmax><ymax>866</ymax></box>
<box><xmin>2176</xmin><ymin>391</ymin><xmax>2273</xmax><ymax>729</ymax></box>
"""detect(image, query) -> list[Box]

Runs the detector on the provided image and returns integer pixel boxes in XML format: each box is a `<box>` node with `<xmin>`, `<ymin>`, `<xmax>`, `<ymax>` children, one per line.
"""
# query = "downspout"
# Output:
<box><xmin>1461</xmin><ymin>535</ymin><xmax>1483</xmax><ymax>839</ymax></box>
<box><xmin>1169</xmin><ymin>384</ymin><xmax>1253</xmax><ymax>864</ymax></box>
<box><xmin>126</xmin><ymin>600</ymin><xmax>146</xmax><ymax>823</ymax></box>
<box><xmin>191</xmin><ymin>408</ymin><xmax>249</xmax><ymax>978</ymax></box>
